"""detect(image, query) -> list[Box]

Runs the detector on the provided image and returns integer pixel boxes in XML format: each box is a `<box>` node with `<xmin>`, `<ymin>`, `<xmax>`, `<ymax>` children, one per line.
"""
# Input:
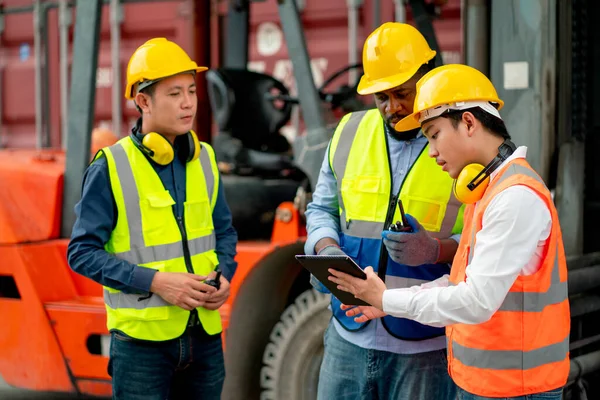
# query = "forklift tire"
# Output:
<box><xmin>260</xmin><ymin>289</ymin><xmax>331</xmax><ymax>400</ymax></box>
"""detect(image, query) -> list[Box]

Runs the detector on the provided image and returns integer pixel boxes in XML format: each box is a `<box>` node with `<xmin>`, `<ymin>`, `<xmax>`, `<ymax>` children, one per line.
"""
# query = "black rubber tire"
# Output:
<box><xmin>259</xmin><ymin>289</ymin><xmax>331</xmax><ymax>400</ymax></box>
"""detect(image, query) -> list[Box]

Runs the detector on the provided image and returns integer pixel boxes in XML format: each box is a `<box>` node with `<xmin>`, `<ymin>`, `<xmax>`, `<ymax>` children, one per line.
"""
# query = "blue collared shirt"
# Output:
<box><xmin>67</xmin><ymin>136</ymin><xmax>238</xmax><ymax>294</ymax></box>
<box><xmin>304</xmin><ymin>116</ymin><xmax>457</xmax><ymax>354</ymax></box>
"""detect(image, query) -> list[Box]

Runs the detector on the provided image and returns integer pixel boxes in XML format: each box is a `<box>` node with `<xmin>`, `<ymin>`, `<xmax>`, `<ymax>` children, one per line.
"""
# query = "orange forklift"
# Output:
<box><xmin>3</xmin><ymin>0</ymin><xmax>600</xmax><ymax>399</ymax></box>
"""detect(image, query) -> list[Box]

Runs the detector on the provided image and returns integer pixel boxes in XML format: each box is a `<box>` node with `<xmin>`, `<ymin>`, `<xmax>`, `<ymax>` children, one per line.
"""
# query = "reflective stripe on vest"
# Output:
<box><xmin>327</xmin><ymin>109</ymin><xmax>464</xmax><ymax>340</ymax></box>
<box><xmin>104</xmin><ymin>143</ymin><xmax>216</xmax><ymax>265</ymax></box>
<box><xmin>330</xmin><ymin>110</ymin><xmax>463</xmax><ymax>240</ymax></box>
<box><xmin>447</xmin><ymin>159</ymin><xmax>570</xmax><ymax>397</ymax></box>
<box><xmin>101</xmin><ymin>137</ymin><xmax>222</xmax><ymax>340</ymax></box>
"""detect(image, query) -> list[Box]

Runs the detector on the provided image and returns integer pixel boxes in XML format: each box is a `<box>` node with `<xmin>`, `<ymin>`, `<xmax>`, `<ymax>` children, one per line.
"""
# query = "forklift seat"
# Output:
<box><xmin>207</xmin><ymin>68</ymin><xmax>293</xmax><ymax>150</ymax></box>
<box><xmin>206</xmin><ymin>68</ymin><xmax>301</xmax><ymax>178</ymax></box>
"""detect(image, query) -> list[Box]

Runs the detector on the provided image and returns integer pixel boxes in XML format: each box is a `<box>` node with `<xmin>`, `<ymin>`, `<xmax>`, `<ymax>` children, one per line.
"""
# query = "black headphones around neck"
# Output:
<box><xmin>129</xmin><ymin>120</ymin><xmax>200</xmax><ymax>165</ymax></box>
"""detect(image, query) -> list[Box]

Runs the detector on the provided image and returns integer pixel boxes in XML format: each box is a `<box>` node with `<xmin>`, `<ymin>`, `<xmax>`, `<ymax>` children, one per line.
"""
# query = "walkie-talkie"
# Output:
<box><xmin>388</xmin><ymin>199</ymin><xmax>413</xmax><ymax>232</ymax></box>
<box><xmin>204</xmin><ymin>268</ymin><xmax>222</xmax><ymax>290</ymax></box>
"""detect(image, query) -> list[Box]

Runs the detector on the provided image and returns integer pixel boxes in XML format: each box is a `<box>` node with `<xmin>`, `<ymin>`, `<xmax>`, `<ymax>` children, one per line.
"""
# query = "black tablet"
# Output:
<box><xmin>295</xmin><ymin>255</ymin><xmax>370</xmax><ymax>306</ymax></box>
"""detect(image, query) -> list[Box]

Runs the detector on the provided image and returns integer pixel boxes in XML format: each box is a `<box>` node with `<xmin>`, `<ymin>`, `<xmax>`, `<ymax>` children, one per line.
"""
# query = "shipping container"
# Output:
<box><xmin>1</xmin><ymin>0</ymin><xmax>462</xmax><ymax>149</ymax></box>
<box><xmin>0</xmin><ymin>0</ymin><xmax>209</xmax><ymax>149</ymax></box>
<box><xmin>212</xmin><ymin>0</ymin><xmax>462</xmax><ymax>140</ymax></box>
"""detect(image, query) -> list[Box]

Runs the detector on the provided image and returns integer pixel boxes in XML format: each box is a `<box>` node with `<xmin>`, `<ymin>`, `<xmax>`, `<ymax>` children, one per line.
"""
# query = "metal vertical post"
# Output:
<box><xmin>61</xmin><ymin>0</ymin><xmax>103</xmax><ymax>237</ymax></box>
<box><xmin>276</xmin><ymin>0</ymin><xmax>329</xmax><ymax>189</ymax></box>
<box><xmin>110</xmin><ymin>0</ymin><xmax>123</xmax><ymax>137</ymax></box>
<box><xmin>372</xmin><ymin>0</ymin><xmax>381</xmax><ymax>30</ymax></box>
<box><xmin>276</xmin><ymin>0</ymin><xmax>326</xmax><ymax>134</ymax></box>
<box><xmin>224</xmin><ymin>0</ymin><xmax>249</xmax><ymax>69</ymax></box>
<box><xmin>59</xmin><ymin>0</ymin><xmax>72</xmax><ymax>150</ymax></box>
<box><xmin>394</xmin><ymin>0</ymin><xmax>406</xmax><ymax>23</ymax></box>
<box><xmin>463</xmin><ymin>0</ymin><xmax>489</xmax><ymax>75</ymax></box>
<box><xmin>41</xmin><ymin>4</ymin><xmax>50</xmax><ymax>147</ymax></box>
<box><xmin>347</xmin><ymin>0</ymin><xmax>363</xmax><ymax>85</ymax></box>
<box><xmin>33</xmin><ymin>0</ymin><xmax>45</xmax><ymax>149</ymax></box>
<box><xmin>408</xmin><ymin>0</ymin><xmax>442</xmax><ymax>66</ymax></box>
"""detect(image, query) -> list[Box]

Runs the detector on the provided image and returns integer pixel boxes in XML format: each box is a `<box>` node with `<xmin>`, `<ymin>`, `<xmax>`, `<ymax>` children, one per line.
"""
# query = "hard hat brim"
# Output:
<box><xmin>394</xmin><ymin>112</ymin><xmax>421</xmax><ymax>132</ymax></box>
<box><xmin>357</xmin><ymin>68</ymin><xmax>420</xmax><ymax>95</ymax></box>
<box><xmin>124</xmin><ymin>66</ymin><xmax>208</xmax><ymax>100</ymax></box>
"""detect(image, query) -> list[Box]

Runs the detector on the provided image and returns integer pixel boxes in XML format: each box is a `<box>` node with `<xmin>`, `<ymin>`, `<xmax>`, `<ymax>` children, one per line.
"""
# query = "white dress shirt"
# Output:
<box><xmin>381</xmin><ymin>146</ymin><xmax>553</xmax><ymax>326</ymax></box>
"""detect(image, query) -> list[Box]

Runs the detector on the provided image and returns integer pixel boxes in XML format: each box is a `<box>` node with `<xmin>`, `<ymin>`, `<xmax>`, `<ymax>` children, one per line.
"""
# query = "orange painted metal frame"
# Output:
<box><xmin>0</xmin><ymin>150</ymin><xmax>306</xmax><ymax>398</ymax></box>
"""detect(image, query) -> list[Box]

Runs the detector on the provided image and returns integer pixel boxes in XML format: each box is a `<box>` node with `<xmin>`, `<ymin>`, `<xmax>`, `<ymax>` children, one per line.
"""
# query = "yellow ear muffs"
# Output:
<box><xmin>187</xmin><ymin>130</ymin><xmax>201</xmax><ymax>162</ymax></box>
<box><xmin>141</xmin><ymin>132</ymin><xmax>175</xmax><ymax>165</ymax></box>
<box><xmin>453</xmin><ymin>163</ymin><xmax>490</xmax><ymax>204</ymax></box>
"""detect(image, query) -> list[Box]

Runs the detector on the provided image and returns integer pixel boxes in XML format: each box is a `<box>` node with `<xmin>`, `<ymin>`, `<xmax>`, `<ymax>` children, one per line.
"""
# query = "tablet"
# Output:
<box><xmin>295</xmin><ymin>255</ymin><xmax>370</xmax><ymax>306</ymax></box>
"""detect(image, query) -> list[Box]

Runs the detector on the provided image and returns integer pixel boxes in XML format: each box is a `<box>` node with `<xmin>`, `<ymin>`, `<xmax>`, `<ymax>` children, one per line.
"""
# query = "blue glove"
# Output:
<box><xmin>309</xmin><ymin>244</ymin><xmax>347</xmax><ymax>294</ymax></box>
<box><xmin>382</xmin><ymin>214</ymin><xmax>440</xmax><ymax>266</ymax></box>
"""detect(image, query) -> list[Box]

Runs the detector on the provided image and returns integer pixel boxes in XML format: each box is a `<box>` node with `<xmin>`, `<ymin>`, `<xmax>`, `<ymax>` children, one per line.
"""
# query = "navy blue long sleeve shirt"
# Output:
<box><xmin>67</xmin><ymin>138</ymin><xmax>238</xmax><ymax>295</ymax></box>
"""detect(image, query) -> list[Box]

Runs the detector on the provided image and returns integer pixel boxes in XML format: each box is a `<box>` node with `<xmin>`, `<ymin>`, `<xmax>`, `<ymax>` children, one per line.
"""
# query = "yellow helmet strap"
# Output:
<box><xmin>453</xmin><ymin>139</ymin><xmax>516</xmax><ymax>204</ymax></box>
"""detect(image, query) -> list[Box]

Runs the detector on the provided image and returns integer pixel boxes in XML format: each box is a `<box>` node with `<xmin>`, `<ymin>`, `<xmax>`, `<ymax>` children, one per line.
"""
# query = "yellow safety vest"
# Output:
<box><xmin>101</xmin><ymin>137</ymin><xmax>222</xmax><ymax>341</ymax></box>
<box><xmin>329</xmin><ymin>109</ymin><xmax>463</xmax><ymax>239</ymax></box>
<box><xmin>328</xmin><ymin>109</ymin><xmax>464</xmax><ymax>339</ymax></box>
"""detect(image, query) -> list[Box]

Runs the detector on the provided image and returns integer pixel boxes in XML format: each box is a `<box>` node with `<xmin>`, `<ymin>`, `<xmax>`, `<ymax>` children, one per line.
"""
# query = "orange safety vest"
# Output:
<box><xmin>447</xmin><ymin>158</ymin><xmax>570</xmax><ymax>397</ymax></box>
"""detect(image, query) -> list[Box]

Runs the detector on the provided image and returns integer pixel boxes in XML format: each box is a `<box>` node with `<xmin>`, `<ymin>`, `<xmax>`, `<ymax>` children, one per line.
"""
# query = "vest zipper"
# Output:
<box><xmin>377</xmin><ymin>134</ymin><xmax>427</xmax><ymax>279</ymax></box>
<box><xmin>377</xmin><ymin>131</ymin><xmax>396</xmax><ymax>279</ymax></box>
<box><xmin>176</xmin><ymin>216</ymin><xmax>194</xmax><ymax>274</ymax></box>
<box><xmin>177</xmin><ymin>214</ymin><xmax>200</xmax><ymax>325</ymax></box>
<box><xmin>172</xmin><ymin>141</ymin><xmax>198</xmax><ymax>326</ymax></box>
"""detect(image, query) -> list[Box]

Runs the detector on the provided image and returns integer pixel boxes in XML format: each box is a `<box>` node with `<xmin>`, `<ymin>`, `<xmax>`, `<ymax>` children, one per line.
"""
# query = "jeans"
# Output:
<box><xmin>317</xmin><ymin>323</ymin><xmax>457</xmax><ymax>400</ymax></box>
<box><xmin>108</xmin><ymin>325</ymin><xmax>225</xmax><ymax>400</ymax></box>
<box><xmin>457</xmin><ymin>387</ymin><xmax>564</xmax><ymax>400</ymax></box>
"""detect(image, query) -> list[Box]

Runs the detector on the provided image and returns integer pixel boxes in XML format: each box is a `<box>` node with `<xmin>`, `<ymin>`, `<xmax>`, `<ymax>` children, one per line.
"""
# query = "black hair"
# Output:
<box><xmin>441</xmin><ymin>106</ymin><xmax>511</xmax><ymax>140</ymax></box>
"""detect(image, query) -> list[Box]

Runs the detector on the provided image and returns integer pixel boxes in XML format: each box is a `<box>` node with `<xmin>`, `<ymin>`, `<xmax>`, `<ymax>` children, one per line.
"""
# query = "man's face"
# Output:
<box><xmin>373</xmin><ymin>74</ymin><xmax>420</xmax><ymax>129</ymax></box>
<box><xmin>140</xmin><ymin>73</ymin><xmax>197</xmax><ymax>136</ymax></box>
<box><xmin>422</xmin><ymin>115</ymin><xmax>475</xmax><ymax>179</ymax></box>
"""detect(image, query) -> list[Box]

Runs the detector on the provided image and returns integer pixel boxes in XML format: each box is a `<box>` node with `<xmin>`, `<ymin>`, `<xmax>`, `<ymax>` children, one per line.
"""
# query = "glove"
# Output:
<box><xmin>309</xmin><ymin>244</ymin><xmax>347</xmax><ymax>294</ymax></box>
<box><xmin>382</xmin><ymin>214</ymin><xmax>440</xmax><ymax>266</ymax></box>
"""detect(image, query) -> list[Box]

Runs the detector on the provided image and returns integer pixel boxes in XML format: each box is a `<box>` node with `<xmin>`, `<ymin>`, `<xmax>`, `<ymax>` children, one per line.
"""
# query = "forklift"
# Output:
<box><xmin>14</xmin><ymin>0</ymin><xmax>600</xmax><ymax>399</ymax></box>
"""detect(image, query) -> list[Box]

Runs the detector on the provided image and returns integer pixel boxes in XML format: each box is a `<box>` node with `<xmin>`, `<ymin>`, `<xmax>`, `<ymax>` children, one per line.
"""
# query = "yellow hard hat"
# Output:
<box><xmin>124</xmin><ymin>38</ymin><xmax>207</xmax><ymax>100</ymax></box>
<box><xmin>395</xmin><ymin>64</ymin><xmax>504</xmax><ymax>132</ymax></box>
<box><xmin>357</xmin><ymin>22</ymin><xmax>437</xmax><ymax>95</ymax></box>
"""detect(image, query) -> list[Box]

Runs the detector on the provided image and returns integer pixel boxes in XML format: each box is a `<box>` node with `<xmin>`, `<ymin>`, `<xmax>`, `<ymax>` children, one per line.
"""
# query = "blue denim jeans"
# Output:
<box><xmin>108</xmin><ymin>325</ymin><xmax>225</xmax><ymax>400</ymax></box>
<box><xmin>317</xmin><ymin>323</ymin><xmax>457</xmax><ymax>400</ymax></box>
<box><xmin>457</xmin><ymin>387</ymin><xmax>564</xmax><ymax>400</ymax></box>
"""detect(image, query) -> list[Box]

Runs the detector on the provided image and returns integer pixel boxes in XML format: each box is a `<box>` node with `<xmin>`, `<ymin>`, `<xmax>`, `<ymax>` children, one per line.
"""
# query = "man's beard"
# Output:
<box><xmin>385</xmin><ymin>114</ymin><xmax>420</xmax><ymax>141</ymax></box>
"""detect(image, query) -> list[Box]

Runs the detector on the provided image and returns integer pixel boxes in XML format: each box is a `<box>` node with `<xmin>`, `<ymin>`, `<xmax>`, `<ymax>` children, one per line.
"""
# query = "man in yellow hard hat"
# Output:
<box><xmin>330</xmin><ymin>64</ymin><xmax>569</xmax><ymax>400</ymax></box>
<box><xmin>67</xmin><ymin>38</ymin><xmax>238</xmax><ymax>399</ymax></box>
<box><xmin>304</xmin><ymin>22</ymin><xmax>463</xmax><ymax>399</ymax></box>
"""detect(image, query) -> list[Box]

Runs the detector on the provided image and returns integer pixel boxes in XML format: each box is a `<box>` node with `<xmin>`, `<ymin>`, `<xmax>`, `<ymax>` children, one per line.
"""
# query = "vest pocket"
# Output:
<box><xmin>341</xmin><ymin>176</ymin><xmax>385</xmax><ymax>221</ymax></box>
<box><xmin>184</xmin><ymin>199</ymin><xmax>213</xmax><ymax>236</ymax></box>
<box><xmin>140</xmin><ymin>190</ymin><xmax>176</xmax><ymax>239</ymax></box>
<box><xmin>403</xmin><ymin>195</ymin><xmax>446</xmax><ymax>233</ymax></box>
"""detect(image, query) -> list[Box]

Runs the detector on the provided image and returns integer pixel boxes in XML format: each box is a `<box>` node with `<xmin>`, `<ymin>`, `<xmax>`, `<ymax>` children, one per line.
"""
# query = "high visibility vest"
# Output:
<box><xmin>101</xmin><ymin>137</ymin><xmax>222</xmax><ymax>341</ymax></box>
<box><xmin>447</xmin><ymin>158</ymin><xmax>570</xmax><ymax>397</ymax></box>
<box><xmin>328</xmin><ymin>109</ymin><xmax>464</xmax><ymax>340</ymax></box>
